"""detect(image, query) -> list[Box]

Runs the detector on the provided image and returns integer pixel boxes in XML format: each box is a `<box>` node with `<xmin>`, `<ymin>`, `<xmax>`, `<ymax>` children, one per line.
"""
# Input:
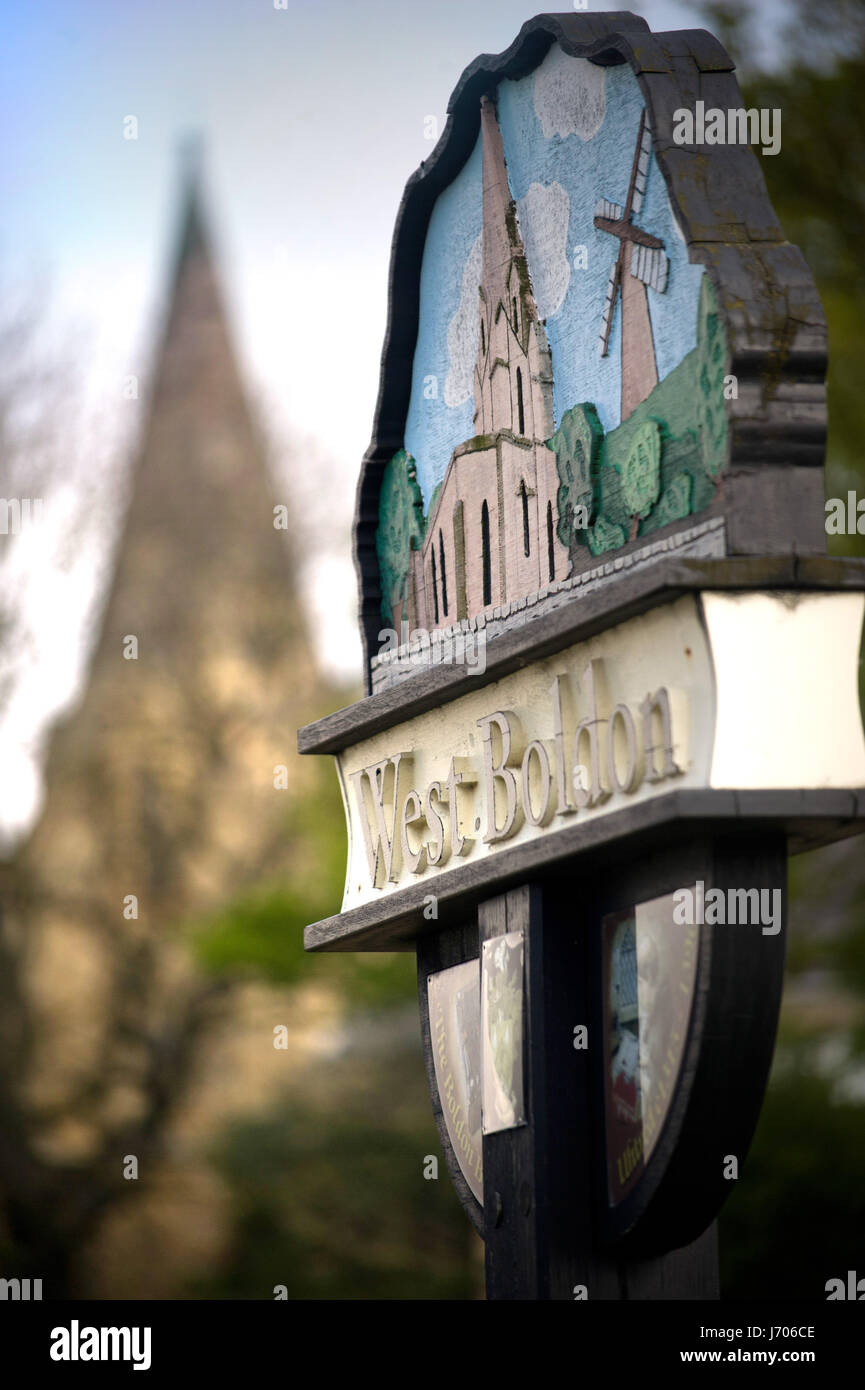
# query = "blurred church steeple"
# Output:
<box><xmin>16</xmin><ymin>137</ymin><xmax>321</xmax><ymax>990</ymax></box>
<box><xmin>172</xmin><ymin>133</ymin><xmax>209</xmax><ymax>273</ymax></box>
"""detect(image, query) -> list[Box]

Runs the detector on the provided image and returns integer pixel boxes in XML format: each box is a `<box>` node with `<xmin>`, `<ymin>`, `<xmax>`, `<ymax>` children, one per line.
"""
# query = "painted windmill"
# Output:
<box><xmin>594</xmin><ymin>110</ymin><xmax>669</xmax><ymax>420</ymax></box>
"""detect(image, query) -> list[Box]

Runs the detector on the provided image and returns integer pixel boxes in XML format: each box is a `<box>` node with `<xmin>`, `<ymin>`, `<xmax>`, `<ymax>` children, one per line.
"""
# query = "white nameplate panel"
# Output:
<box><xmin>336</xmin><ymin>592</ymin><xmax>865</xmax><ymax>911</ymax></box>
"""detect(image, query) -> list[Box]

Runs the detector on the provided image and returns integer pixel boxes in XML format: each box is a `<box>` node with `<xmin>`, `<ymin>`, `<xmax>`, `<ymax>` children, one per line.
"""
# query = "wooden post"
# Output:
<box><xmin>478</xmin><ymin>883</ymin><xmax>719</xmax><ymax>1300</ymax></box>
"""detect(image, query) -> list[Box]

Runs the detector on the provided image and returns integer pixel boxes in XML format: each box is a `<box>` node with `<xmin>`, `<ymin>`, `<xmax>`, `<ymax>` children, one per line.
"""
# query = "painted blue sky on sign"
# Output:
<box><xmin>403</xmin><ymin>47</ymin><xmax>705</xmax><ymax>507</ymax></box>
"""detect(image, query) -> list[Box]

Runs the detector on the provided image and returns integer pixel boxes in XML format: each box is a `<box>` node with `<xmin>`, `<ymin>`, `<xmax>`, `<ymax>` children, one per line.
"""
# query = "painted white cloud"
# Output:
<box><xmin>533</xmin><ymin>48</ymin><xmax>606</xmax><ymax>141</ymax></box>
<box><xmin>516</xmin><ymin>181</ymin><xmax>571</xmax><ymax>321</ymax></box>
<box><xmin>444</xmin><ymin>232</ymin><xmax>482</xmax><ymax>408</ymax></box>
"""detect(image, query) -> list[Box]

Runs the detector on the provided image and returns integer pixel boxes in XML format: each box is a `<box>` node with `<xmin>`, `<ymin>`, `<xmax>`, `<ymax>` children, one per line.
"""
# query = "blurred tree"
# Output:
<box><xmin>185</xmin><ymin>728</ymin><xmax>478</xmax><ymax>1302</ymax></box>
<box><xmin>194</xmin><ymin>1046</ymin><xmax>481</xmax><ymax>1301</ymax></box>
<box><xmin>190</xmin><ymin>757</ymin><xmax>416</xmax><ymax>1006</ymax></box>
<box><xmin>700</xmin><ymin>0</ymin><xmax>865</xmax><ymax>538</ymax></box>
<box><xmin>0</xmin><ymin>164</ymin><xmax>359</xmax><ymax>1297</ymax></box>
<box><xmin>720</xmin><ymin>1041</ymin><xmax>865</xmax><ymax>1300</ymax></box>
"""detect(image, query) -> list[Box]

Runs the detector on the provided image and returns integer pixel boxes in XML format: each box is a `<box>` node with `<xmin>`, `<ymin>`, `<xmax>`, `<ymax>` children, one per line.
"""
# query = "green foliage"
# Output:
<box><xmin>549</xmin><ymin>402</ymin><xmax>603</xmax><ymax>557</ymax></box>
<box><xmin>721</xmin><ymin>1041</ymin><xmax>865</xmax><ymax>1299</ymax></box>
<box><xmin>653</xmin><ymin>472</ymin><xmax>693</xmax><ymax>528</ymax></box>
<box><xmin>376</xmin><ymin>448</ymin><xmax>425</xmax><ymax>625</ymax></box>
<box><xmin>586</xmin><ymin>515</ymin><xmax>626</xmax><ymax>556</ymax></box>
<box><xmin>719</xmin><ymin>838</ymin><xmax>865</xmax><ymax>1295</ymax></box>
<box><xmin>619</xmin><ymin>418</ymin><xmax>662</xmax><ymax>523</ymax></box>
<box><xmin>190</xmin><ymin>759</ymin><xmax>416</xmax><ymax>1010</ymax></box>
<box><xmin>192</xmin><ymin>1047</ymin><xmax>480</xmax><ymax>1300</ymax></box>
<box><xmin>695</xmin><ymin>275</ymin><xmax>728</xmax><ymax>480</ymax></box>
<box><xmin>700</xmin><ymin>0</ymin><xmax>865</xmax><ymax>550</ymax></box>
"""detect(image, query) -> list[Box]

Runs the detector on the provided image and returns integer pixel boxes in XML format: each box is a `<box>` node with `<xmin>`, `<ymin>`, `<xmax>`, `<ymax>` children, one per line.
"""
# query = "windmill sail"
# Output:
<box><xmin>594</xmin><ymin>197</ymin><xmax>624</xmax><ymax>224</ymax></box>
<box><xmin>630</xmin><ymin>116</ymin><xmax>653</xmax><ymax>216</ymax></box>
<box><xmin>629</xmin><ymin>242</ymin><xmax>668</xmax><ymax>294</ymax></box>
<box><xmin>598</xmin><ymin>258</ymin><xmax>620</xmax><ymax>356</ymax></box>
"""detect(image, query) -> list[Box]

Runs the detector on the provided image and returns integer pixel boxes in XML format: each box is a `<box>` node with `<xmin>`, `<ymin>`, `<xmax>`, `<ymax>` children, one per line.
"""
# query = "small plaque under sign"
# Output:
<box><xmin>481</xmin><ymin>930</ymin><xmax>526</xmax><ymax>1134</ymax></box>
<box><xmin>427</xmin><ymin>962</ymin><xmax>483</xmax><ymax>1203</ymax></box>
<box><xmin>603</xmin><ymin>892</ymin><xmax>699</xmax><ymax>1205</ymax></box>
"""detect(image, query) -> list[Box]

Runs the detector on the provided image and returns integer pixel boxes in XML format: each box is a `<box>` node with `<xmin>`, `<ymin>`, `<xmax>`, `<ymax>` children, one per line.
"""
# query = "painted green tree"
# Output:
<box><xmin>695</xmin><ymin>275</ymin><xmax>728</xmax><ymax>481</ymax></box>
<box><xmin>618</xmin><ymin>419</ymin><xmax>662</xmax><ymax>539</ymax></box>
<box><xmin>549</xmin><ymin>402</ymin><xmax>604</xmax><ymax>567</ymax></box>
<box><xmin>376</xmin><ymin>449</ymin><xmax>425</xmax><ymax>626</ymax></box>
<box><xmin>652</xmin><ymin>470</ymin><xmax>693</xmax><ymax>529</ymax></box>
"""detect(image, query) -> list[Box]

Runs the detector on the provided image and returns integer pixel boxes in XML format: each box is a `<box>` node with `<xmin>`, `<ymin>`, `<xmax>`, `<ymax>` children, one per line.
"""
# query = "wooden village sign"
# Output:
<box><xmin>299</xmin><ymin>12</ymin><xmax>865</xmax><ymax>1299</ymax></box>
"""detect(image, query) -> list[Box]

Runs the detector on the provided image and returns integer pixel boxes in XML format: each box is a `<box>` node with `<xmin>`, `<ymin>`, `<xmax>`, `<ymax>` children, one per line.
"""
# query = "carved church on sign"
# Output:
<box><xmin>408</xmin><ymin>95</ymin><xmax>565</xmax><ymax>630</ymax></box>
